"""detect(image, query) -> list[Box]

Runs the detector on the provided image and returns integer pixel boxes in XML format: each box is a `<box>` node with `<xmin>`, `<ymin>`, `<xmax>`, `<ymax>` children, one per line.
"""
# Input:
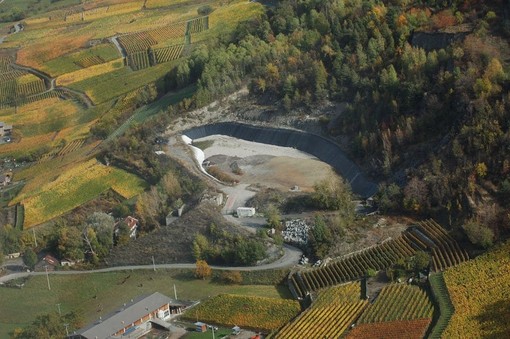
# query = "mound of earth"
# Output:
<box><xmin>107</xmin><ymin>203</ymin><xmax>252</xmax><ymax>266</ymax></box>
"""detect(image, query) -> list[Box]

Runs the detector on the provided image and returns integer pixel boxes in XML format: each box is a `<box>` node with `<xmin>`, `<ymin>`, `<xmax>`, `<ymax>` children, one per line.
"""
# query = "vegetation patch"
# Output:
<box><xmin>346</xmin><ymin>319</ymin><xmax>432</xmax><ymax>339</ymax></box>
<box><xmin>182</xmin><ymin>294</ymin><xmax>300</xmax><ymax>332</ymax></box>
<box><xmin>0</xmin><ymin>270</ymin><xmax>287</xmax><ymax>339</ymax></box>
<box><xmin>56</xmin><ymin>59</ymin><xmax>124</xmax><ymax>86</ymax></box>
<box><xmin>428</xmin><ymin>272</ymin><xmax>455</xmax><ymax>339</ymax></box>
<box><xmin>357</xmin><ymin>284</ymin><xmax>433</xmax><ymax>323</ymax></box>
<box><xmin>275</xmin><ymin>283</ymin><xmax>368</xmax><ymax>338</ymax></box>
<box><xmin>442</xmin><ymin>240</ymin><xmax>510</xmax><ymax>338</ymax></box>
<box><xmin>11</xmin><ymin>159</ymin><xmax>147</xmax><ymax>228</ymax></box>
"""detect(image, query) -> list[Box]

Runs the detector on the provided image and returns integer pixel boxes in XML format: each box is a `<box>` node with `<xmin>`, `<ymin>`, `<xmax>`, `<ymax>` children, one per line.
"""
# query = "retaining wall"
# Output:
<box><xmin>183</xmin><ymin>122</ymin><xmax>378</xmax><ymax>198</ymax></box>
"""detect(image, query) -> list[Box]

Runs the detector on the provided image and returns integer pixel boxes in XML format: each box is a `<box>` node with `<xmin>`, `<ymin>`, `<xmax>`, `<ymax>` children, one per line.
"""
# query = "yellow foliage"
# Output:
<box><xmin>443</xmin><ymin>241</ymin><xmax>510</xmax><ymax>338</ymax></box>
<box><xmin>15</xmin><ymin>159</ymin><xmax>146</xmax><ymax>228</ymax></box>
<box><xmin>56</xmin><ymin>59</ymin><xmax>124</xmax><ymax>86</ymax></box>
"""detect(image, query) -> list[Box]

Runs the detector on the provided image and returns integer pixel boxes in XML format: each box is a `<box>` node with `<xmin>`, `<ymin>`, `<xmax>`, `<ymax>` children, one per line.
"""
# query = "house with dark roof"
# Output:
<box><xmin>68</xmin><ymin>292</ymin><xmax>188</xmax><ymax>339</ymax></box>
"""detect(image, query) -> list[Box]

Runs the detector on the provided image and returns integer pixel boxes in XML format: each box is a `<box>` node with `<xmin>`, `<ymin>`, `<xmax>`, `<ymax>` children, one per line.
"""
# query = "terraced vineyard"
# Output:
<box><xmin>404</xmin><ymin>219</ymin><xmax>469</xmax><ymax>271</ymax></box>
<box><xmin>0</xmin><ymin>73</ymin><xmax>47</xmax><ymax>105</ymax></box>
<box><xmin>151</xmin><ymin>44</ymin><xmax>184</xmax><ymax>64</ymax></box>
<box><xmin>118</xmin><ymin>17</ymin><xmax>207</xmax><ymax>70</ymax></box>
<box><xmin>187</xmin><ymin>16</ymin><xmax>209</xmax><ymax>34</ymax></box>
<box><xmin>127</xmin><ymin>51</ymin><xmax>151</xmax><ymax>71</ymax></box>
<box><xmin>75</xmin><ymin>55</ymin><xmax>105</xmax><ymax>68</ymax></box>
<box><xmin>442</xmin><ymin>240</ymin><xmax>510</xmax><ymax>338</ymax></box>
<box><xmin>289</xmin><ymin>220</ymin><xmax>466</xmax><ymax>297</ymax></box>
<box><xmin>357</xmin><ymin>284</ymin><xmax>433</xmax><ymax>323</ymax></box>
<box><xmin>346</xmin><ymin>318</ymin><xmax>432</xmax><ymax>339</ymax></box>
<box><xmin>275</xmin><ymin>283</ymin><xmax>368</xmax><ymax>338</ymax></box>
<box><xmin>118</xmin><ymin>32</ymin><xmax>158</xmax><ymax>54</ymax></box>
<box><xmin>290</xmin><ymin>236</ymin><xmax>416</xmax><ymax>298</ymax></box>
<box><xmin>182</xmin><ymin>294</ymin><xmax>300</xmax><ymax>332</ymax></box>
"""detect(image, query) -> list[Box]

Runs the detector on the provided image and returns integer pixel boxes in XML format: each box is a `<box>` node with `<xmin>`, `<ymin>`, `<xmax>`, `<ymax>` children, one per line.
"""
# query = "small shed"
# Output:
<box><xmin>236</xmin><ymin>207</ymin><xmax>255</xmax><ymax>218</ymax></box>
<box><xmin>194</xmin><ymin>322</ymin><xmax>207</xmax><ymax>332</ymax></box>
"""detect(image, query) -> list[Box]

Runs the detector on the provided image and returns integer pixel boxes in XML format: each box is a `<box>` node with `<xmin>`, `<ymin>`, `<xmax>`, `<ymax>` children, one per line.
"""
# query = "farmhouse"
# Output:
<box><xmin>114</xmin><ymin>216</ymin><xmax>139</xmax><ymax>239</ymax></box>
<box><xmin>34</xmin><ymin>254</ymin><xmax>60</xmax><ymax>271</ymax></box>
<box><xmin>69</xmin><ymin>292</ymin><xmax>188</xmax><ymax>339</ymax></box>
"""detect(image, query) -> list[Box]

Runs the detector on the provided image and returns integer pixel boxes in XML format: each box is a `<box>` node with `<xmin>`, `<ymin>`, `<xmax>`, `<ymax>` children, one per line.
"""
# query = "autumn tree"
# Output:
<box><xmin>221</xmin><ymin>270</ymin><xmax>243</xmax><ymax>284</ymax></box>
<box><xmin>312</xmin><ymin>176</ymin><xmax>353</xmax><ymax>214</ymax></box>
<box><xmin>56</xmin><ymin>226</ymin><xmax>84</xmax><ymax>261</ymax></box>
<box><xmin>195</xmin><ymin>259</ymin><xmax>212</xmax><ymax>280</ymax></box>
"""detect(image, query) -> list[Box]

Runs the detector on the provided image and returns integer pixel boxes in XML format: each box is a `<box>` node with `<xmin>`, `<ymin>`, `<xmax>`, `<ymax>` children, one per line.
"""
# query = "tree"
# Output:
<box><xmin>23</xmin><ymin>248</ymin><xmax>37</xmax><ymax>270</ymax></box>
<box><xmin>413</xmin><ymin>251</ymin><xmax>430</xmax><ymax>272</ymax></box>
<box><xmin>192</xmin><ymin>234</ymin><xmax>210</xmax><ymax>260</ymax></box>
<box><xmin>83</xmin><ymin>212</ymin><xmax>115</xmax><ymax>259</ymax></box>
<box><xmin>135</xmin><ymin>186</ymin><xmax>164</xmax><ymax>231</ymax></box>
<box><xmin>114</xmin><ymin>221</ymin><xmax>131</xmax><ymax>246</ymax></box>
<box><xmin>265</xmin><ymin>205</ymin><xmax>282</xmax><ymax>231</ymax></box>
<box><xmin>160</xmin><ymin>172</ymin><xmax>182</xmax><ymax>202</ymax></box>
<box><xmin>195</xmin><ymin>260</ymin><xmax>212</xmax><ymax>280</ymax></box>
<box><xmin>12</xmin><ymin>311</ymin><xmax>82</xmax><ymax>339</ymax></box>
<box><xmin>57</xmin><ymin>227</ymin><xmax>84</xmax><ymax>261</ymax></box>
<box><xmin>403</xmin><ymin>177</ymin><xmax>429</xmax><ymax>213</ymax></box>
<box><xmin>0</xmin><ymin>224</ymin><xmax>21</xmax><ymax>254</ymax></box>
<box><xmin>463</xmin><ymin>220</ymin><xmax>494</xmax><ymax>248</ymax></box>
<box><xmin>312</xmin><ymin>176</ymin><xmax>353</xmax><ymax>212</ymax></box>
<box><xmin>309</xmin><ymin>215</ymin><xmax>332</xmax><ymax>259</ymax></box>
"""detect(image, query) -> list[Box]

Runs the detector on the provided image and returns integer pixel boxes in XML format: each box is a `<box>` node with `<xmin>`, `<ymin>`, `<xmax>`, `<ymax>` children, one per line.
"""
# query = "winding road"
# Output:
<box><xmin>0</xmin><ymin>244</ymin><xmax>302</xmax><ymax>283</ymax></box>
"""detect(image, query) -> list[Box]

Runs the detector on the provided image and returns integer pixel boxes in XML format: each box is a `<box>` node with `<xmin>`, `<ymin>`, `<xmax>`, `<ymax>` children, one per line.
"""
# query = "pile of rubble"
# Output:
<box><xmin>282</xmin><ymin>219</ymin><xmax>311</xmax><ymax>245</ymax></box>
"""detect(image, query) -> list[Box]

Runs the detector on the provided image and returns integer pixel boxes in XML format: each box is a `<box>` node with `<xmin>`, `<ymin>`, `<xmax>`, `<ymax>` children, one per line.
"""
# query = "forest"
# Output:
<box><xmin>160</xmin><ymin>0</ymin><xmax>510</xmax><ymax>246</ymax></box>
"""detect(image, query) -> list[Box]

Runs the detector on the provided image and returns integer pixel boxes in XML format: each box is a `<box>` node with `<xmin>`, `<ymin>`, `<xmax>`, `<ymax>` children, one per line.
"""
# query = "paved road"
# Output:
<box><xmin>0</xmin><ymin>244</ymin><xmax>302</xmax><ymax>283</ymax></box>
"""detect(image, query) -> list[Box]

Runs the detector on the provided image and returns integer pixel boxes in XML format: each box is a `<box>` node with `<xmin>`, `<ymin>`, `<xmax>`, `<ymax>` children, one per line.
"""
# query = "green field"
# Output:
<box><xmin>0</xmin><ymin>0</ymin><xmax>81</xmax><ymax>22</ymax></box>
<box><xmin>68</xmin><ymin>60</ymin><xmax>185</xmax><ymax>104</ymax></box>
<box><xmin>40</xmin><ymin>43</ymin><xmax>121</xmax><ymax>77</ymax></box>
<box><xmin>0</xmin><ymin>269</ymin><xmax>291</xmax><ymax>338</ymax></box>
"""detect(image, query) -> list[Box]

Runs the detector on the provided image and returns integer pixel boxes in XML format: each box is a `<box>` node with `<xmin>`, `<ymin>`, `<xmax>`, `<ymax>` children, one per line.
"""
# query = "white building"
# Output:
<box><xmin>236</xmin><ymin>207</ymin><xmax>255</xmax><ymax>217</ymax></box>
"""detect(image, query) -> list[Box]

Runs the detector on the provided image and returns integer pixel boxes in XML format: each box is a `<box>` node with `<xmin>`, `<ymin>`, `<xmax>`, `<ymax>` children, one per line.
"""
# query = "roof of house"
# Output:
<box><xmin>43</xmin><ymin>254</ymin><xmax>59</xmax><ymax>266</ymax></box>
<box><xmin>125</xmin><ymin>216</ymin><xmax>138</xmax><ymax>229</ymax></box>
<box><xmin>72</xmin><ymin>292</ymin><xmax>176</xmax><ymax>339</ymax></box>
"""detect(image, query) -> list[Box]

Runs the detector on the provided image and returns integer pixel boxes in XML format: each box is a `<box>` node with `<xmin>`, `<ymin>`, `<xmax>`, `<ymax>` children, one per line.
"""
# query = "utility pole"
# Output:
<box><xmin>63</xmin><ymin>323</ymin><xmax>69</xmax><ymax>336</ymax></box>
<box><xmin>56</xmin><ymin>303</ymin><xmax>61</xmax><ymax>316</ymax></box>
<box><xmin>174</xmin><ymin>284</ymin><xmax>177</xmax><ymax>300</ymax></box>
<box><xmin>212</xmin><ymin>326</ymin><xmax>215</xmax><ymax>339</ymax></box>
<box><xmin>45</xmin><ymin>266</ymin><xmax>51</xmax><ymax>291</ymax></box>
<box><xmin>152</xmin><ymin>256</ymin><xmax>156</xmax><ymax>271</ymax></box>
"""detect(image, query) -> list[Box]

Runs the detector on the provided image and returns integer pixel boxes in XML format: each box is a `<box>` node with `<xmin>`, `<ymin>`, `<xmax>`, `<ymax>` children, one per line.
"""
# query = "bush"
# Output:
<box><xmin>198</xmin><ymin>5</ymin><xmax>213</xmax><ymax>16</ymax></box>
<box><xmin>463</xmin><ymin>220</ymin><xmax>494</xmax><ymax>248</ymax></box>
<box><xmin>206</xmin><ymin>166</ymin><xmax>238</xmax><ymax>184</ymax></box>
<box><xmin>221</xmin><ymin>271</ymin><xmax>243</xmax><ymax>284</ymax></box>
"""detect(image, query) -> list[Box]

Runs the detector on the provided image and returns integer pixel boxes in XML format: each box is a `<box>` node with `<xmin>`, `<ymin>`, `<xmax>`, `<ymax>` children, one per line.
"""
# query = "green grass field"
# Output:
<box><xmin>40</xmin><ymin>43</ymin><xmax>121</xmax><ymax>77</ymax></box>
<box><xmin>68</xmin><ymin>60</ymin><xmax>185</xmax><ymax>104</ymax></box>
<box><xmin>0</xmin><ymin>269</ymin><xmax>291</xmax><ymax>338</ymax></box>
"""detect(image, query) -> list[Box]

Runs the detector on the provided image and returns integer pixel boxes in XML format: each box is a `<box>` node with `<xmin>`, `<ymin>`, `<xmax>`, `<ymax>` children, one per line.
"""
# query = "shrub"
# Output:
<box><xmin>221</xmin><ymin>271</ymin><xmax>243</xmax><ymax>284</ymax></box>
<box><xmin>198</xmin><ymin>5</ymin><xmax>213</xmax><ymax>16</ymax></box>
